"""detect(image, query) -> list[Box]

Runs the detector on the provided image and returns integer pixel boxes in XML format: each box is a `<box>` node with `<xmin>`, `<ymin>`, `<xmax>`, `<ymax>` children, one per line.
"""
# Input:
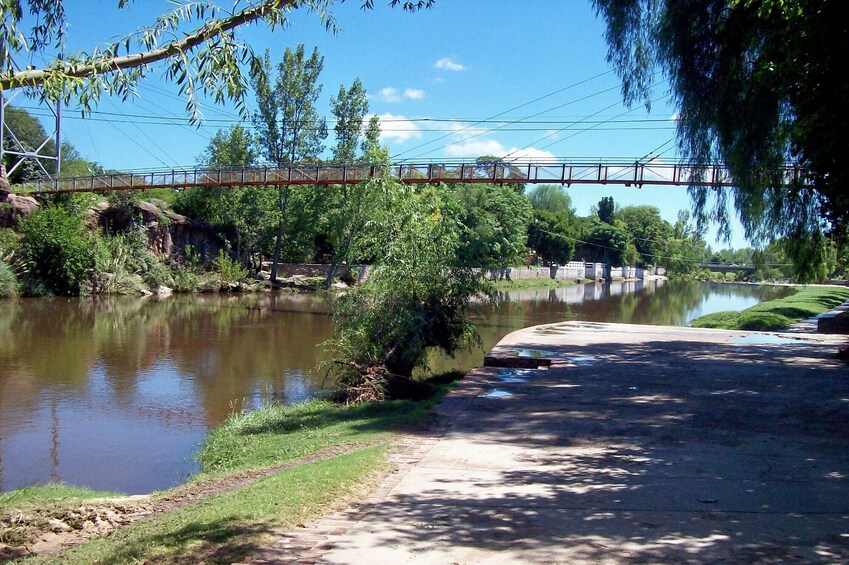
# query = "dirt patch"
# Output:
<box><xmin>0</xmin><ymin>442</ymin><xmax>371</xmax><ymax>561</ymax></box>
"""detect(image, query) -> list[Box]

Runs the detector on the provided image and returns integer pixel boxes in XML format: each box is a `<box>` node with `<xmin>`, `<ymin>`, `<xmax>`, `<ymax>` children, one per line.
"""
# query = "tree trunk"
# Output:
<box><xmin>270</xmin><ymin>184</ymin><xmax>291</xmax><ymax>283</ymax></box>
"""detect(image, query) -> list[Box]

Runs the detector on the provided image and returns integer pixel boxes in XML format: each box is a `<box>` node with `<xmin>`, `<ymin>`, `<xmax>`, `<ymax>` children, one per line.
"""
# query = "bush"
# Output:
<box><xmin>0</xmin><ymin>228</ymin><xmax>19</xmax><ymax>258</ymax></box>
<box><xmin>212</xmin><ymin>251</ymin><xmax>248</xmax><ymax>286</ymax></box>
<box><xmin>17</xmin><ymin>204</ymin><xmax>96</xmax><ymax>296</ymax></box>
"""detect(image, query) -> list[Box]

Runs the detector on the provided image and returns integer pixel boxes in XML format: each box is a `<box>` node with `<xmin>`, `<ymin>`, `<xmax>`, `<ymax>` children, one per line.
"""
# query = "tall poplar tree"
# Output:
<box><xmin>251</xmin><ymin>45</ymin><xmax>327</xmax><ymax>281</ymax></box>
<box><xmin>323</xmin><ymin>78</ymin><xmax>388</xmax><ymax>286</ymax></box>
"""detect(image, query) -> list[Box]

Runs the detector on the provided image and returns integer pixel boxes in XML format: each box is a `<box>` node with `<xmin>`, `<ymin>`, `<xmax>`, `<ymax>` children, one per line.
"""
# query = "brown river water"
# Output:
<box><xmin>0</xmin><ymin>280</ymin><xmax>792</xmax><ymax>494</ymax></box>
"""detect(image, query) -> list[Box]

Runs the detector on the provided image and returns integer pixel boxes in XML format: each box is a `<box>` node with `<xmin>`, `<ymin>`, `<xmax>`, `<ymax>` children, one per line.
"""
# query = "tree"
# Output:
<box><xmin>323</xmin><ymin>78</ymin><xmax>382</xmax><ymax>286</ymax></box>
<box><xmin>176</xmin><ymin>124</ymin><xmax>269</xmax><ymax>265</ymax></box>
<box><xmin>326</xmin><ymin>180</ymin><xmax>487</xmax><ymax>402</ymax></box>
<box><xmin>445</xmin><ymin>183</ymin><xmax>533</xmax><ymax>270</ymax></box>
<box><xmin>579</xmin><ymin>221</ymin><xmax>630</xmax><ymax>265</ymax></box>
<box><xmin>597</xmin><ymin>196</ymin><xmax>616</xmax><ymax>224</ymax></box>
<box><xmin>0</xmin><ymin>1</ymin><xmax>433</xmax><ymax>123</ymax></box>
<box><xmin>330</xmin><ymin>78</ymin><xmax>369</xmax><ymax>164</ymax></box>
<box><xmin>666</xmin><ymin>210</ymin><xmax>707</xmax><ymax>276</ymax></box>
<box><xmin>251</xmin><ymin>45</ymin><xmax>327</xmax><ymax>282</ymax></box>
<box><xmin>594</xmin><ymin>0</ymin><xmax>849</xmax><ymax>264</ymax></box>
<box><xmin>527</xmin><ymin>184</ymin><xmax>575</xmax><ymax>216</ymax></box>
<box><xmin>528</xmin><ymin>209</ymin><xmax>577</xmax><ymax>266</ymax></box>
<box><xmin>617</xmin><ymin>205</ymin><xmax>673</xmax><ymax>266</ymax></box>
<box><xmin>17</xmin><ymin>203</ymin><xmax>96</xmax><ymax>295</ymax></box>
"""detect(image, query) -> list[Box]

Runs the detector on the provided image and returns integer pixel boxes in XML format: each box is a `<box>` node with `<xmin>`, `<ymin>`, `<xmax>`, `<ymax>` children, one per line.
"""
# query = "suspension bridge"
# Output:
<box><xmin>12</xmin><ymin>160</ymin><xmax>806</xmax><ymax>195</ymax></box>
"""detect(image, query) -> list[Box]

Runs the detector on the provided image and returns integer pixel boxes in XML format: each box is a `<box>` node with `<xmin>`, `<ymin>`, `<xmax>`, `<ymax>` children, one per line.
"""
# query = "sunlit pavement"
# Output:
<box><xmin>252</xmin><ymin>321</ymin><xmax>849</xmax><ymax>564</ymax></box>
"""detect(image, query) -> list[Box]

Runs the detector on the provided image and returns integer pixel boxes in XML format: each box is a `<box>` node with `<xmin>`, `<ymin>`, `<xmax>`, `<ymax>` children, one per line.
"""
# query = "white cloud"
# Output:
<box><xmin>376</xmin><ymin>113</ymin><xmax>422</xmax><ymax>143</ymax></box>
<box><xmin>377</xmin><ymin>87</ymin><xmax>401</xmax><ymax>103</ymax></box>
<box><xmin>435</xmin><ymin>57</ymin><xmax>465</xmax><ymax>71</ymax></box>
<box><xmin>404</xmin><ymin>88</ymin><xmax>426</xmax><ymax>100</ymax></box>
<box><xmin>444</xmin><ymin>138</ymin><xmax>556</xmax><ymax>161</ymax></box>
<box><xmin>374</xmin><ymin>87</ymin><xmax>425</xmax><ymax>103</ymax></box>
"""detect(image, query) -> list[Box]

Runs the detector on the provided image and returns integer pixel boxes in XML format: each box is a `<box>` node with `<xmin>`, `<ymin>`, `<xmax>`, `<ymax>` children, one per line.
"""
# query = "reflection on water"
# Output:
<box><xmin>0</xmin><ymin>280</ymin><xmax>791</xmax><ymax>494</ymax></box>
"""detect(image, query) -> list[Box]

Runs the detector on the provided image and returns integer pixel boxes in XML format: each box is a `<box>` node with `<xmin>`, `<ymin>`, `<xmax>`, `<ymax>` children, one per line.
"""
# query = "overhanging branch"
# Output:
<box><xmin>0</xmin><ymin>0</ymin><xmax>293</xmax><ymax>91</ymax></box>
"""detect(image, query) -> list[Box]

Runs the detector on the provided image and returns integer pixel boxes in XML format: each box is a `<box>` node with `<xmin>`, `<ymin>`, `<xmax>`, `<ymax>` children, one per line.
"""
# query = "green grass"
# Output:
<box><xmin>197</xmin><ymin>386</ymin><xmax>451</xmax><ymax>477</ymax></box>
<box><xmin>0</xmin><ymin>484</ymin><xmax>118</xmax><ymax>512</ymax></box>
<box><xmin>690</xmin><ymin>285</ymin><xmax>849</xmax><ymax>331</ymax></box>
<box><xmin>490</xmin><ymin>277</ymin><xmax>576</xmax><ymax>291</ymax></box>
<box><xmin>25</xmin><ymin>446</ymin><xmax>386</xmax><ymax>565</ymax></box>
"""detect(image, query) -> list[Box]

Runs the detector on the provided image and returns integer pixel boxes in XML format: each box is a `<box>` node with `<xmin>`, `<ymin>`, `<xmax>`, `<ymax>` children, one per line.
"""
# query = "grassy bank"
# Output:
<box><xmin>1</xmin><ymin>372</ymin><xmax>462</xmax><ymax>563</ymax></box>
<box><xmin>690</xmin><ymin>285</ymin><xmax>849</xmax><ymax>331</ymax></box>
<box><xmin>490</xmin><ymin>277</ymin><xmax>577</xmax><ymax>291</ymax></box>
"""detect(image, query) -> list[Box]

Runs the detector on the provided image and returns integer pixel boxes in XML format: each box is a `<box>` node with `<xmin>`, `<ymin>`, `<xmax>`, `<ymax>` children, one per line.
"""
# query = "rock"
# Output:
<box><xmin>137</xmin><ymin>200</ymin><xmax>162</xmax><ymax>223</ymax></box>
<box><xmin>162</xmin><ymin>209</ymin><xmax>188</xmax><ymax>224</ymax></box>
<box><xmin>81</xmin><ymin>520</ymin><xmax>97</xmax><ymax>532</ymax></box>
<box><xmin>139</xmin><ymin>288</ymin><xmax>153</xmax><ymax>298</ymax></box>
<box><xmin>0</xmin><ymin>192</ymin><xmax>39</xmax><ymax>227</ymax></box>
<box><xmin>156</xmin><ymin>285</ymin><xmax>173</xmax><ymax>297</ymax></box>
<box><xmin>47</xmin><ymin>518</ymin><xmax>72</xmax><ymax>533</ymax></box>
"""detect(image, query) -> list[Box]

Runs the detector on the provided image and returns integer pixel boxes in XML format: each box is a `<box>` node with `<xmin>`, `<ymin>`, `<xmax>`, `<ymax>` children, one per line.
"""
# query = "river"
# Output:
<box><xmin>0</xmin><ymin>280</ymin><xmax>792</xmax><ymax>494</ymax></box>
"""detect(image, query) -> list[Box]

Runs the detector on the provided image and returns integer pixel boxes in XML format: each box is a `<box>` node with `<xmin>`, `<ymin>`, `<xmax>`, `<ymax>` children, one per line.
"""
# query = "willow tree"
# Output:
<box><xmin>594</xmin><ymin>0</ymin><xmax>848</xmax><ymax>271</ymax></box>
<box><xmin>0</xmin><ymin>1</ymin><xmax>433</xmax><ymax>136</ymax></box>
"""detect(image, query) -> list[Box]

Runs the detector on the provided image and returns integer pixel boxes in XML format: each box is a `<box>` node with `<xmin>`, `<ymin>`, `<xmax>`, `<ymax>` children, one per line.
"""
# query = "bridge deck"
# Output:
<box><xmin>17</xmin><ymin>160</ymin><xmax>805</xmax><ymax>194</ymax></box>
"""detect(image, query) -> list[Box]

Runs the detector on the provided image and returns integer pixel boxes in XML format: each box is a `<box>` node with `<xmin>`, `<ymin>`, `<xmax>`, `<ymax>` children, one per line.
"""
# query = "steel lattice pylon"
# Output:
<box><xmin>0</xmin><ymin>45</ymin><xmax>62</xmax><ymax>188</ymax></box>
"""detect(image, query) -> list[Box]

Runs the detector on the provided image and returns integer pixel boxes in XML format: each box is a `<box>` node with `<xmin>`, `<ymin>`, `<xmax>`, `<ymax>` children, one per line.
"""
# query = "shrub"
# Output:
<box><xmin>17</xmin><ymin>204</ymin><xmax>96</xmax><ymax>296</ymax></box>
<box><xmin>212</xmin><ymin>251</ymin><xmax>248</xmax><ymax>286</ymax></box>
<box><xmin>0</xmin><ymin>227</ymin><xmax>19</xmax><ymax>258</ymax></box>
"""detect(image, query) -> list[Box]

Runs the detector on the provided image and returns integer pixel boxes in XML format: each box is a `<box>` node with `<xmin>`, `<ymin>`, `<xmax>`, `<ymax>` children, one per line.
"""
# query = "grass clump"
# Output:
<box><xmin>0</xmin><ymin>260</ymin><xmax>18</xmax><ymax>297</ymax></box>
<box><xmin>691</xmin><ymin>285</ymin><xmax>849</xmax><ymax>330</ymax></box>
<box><xmin>198</xmin><ymin>372</ymin><xmax>461</xmax><ymax>476</ymax></box>
<box><xmin>0</xmin><ymin>484</ymin><xmax>117</xmax><ymax>512</ymax></box>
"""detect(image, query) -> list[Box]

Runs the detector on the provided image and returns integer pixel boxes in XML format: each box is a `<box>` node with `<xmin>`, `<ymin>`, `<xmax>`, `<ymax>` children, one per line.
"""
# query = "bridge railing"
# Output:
<box><xmin>16</xmin><ymin>160</ymin><xmax>806</xmax><ymax>194</ymax></box>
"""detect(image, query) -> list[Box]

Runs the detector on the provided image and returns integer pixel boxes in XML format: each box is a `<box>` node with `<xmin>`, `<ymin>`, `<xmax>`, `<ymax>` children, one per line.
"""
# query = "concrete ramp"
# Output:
<box><xmin>251</xmin><ymin>322</ymin><xmax>849</xmax><ymax>564</ymax></box>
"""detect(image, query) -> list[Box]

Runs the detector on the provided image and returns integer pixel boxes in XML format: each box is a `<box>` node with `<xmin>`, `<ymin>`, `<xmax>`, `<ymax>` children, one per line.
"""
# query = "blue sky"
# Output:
<box><xmin>11</xmin><ymin>0</ymin><xmax>749</xmax><ymax>248</ymax></box>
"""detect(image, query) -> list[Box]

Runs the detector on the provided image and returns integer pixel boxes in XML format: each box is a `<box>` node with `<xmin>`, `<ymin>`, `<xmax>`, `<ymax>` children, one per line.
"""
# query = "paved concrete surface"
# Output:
<box><xmin>253</xmin><ymin>322</ymin><xmax>849</xmax><ymax>564</ymax></box>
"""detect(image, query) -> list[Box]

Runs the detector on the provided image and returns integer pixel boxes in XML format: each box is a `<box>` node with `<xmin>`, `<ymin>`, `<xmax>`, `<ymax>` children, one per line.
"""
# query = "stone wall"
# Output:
<box><xmin>477</xmin><ymin>262</ymin><xmax>662</xmax><ymax>282</ymax></box>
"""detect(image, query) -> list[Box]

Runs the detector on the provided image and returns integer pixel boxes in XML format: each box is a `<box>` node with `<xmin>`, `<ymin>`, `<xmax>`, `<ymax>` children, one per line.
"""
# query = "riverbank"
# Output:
<box><xmin>689</xmin><ymin>284</ymin><xmax>849</xmax><ymax>330</ymax></box>
<box><xmin>0</xmin><ymin>372</ymin><xmax>462</xmax><ymax>562</ymax></box>
<box><xmin>489</xmin><ymin>277</ymin><xmax>577</xmax><ymax>291</ymax></box>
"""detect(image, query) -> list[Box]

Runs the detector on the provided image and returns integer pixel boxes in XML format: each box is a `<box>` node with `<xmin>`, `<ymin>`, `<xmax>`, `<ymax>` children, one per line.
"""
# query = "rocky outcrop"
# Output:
<box><xmin>87</xmin><ymin>200</ymin><xmax>223</xmax><ymax>260</ymax></box>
